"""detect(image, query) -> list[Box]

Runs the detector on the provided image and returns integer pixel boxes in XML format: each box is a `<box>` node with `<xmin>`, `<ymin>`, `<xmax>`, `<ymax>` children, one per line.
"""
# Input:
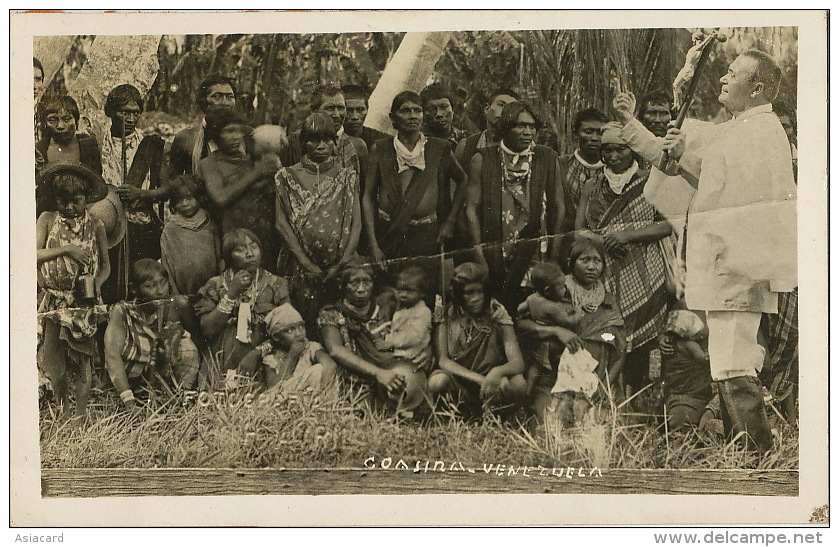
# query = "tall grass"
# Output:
<box><xmin>40</xmin><ymin>380</ymin><xmax>798</xmax><ymax>470</ymax></box>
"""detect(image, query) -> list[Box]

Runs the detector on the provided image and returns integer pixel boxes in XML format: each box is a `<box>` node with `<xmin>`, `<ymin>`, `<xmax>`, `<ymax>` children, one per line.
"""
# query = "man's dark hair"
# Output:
<box><xmin>196</xmin><ymin>74</ymin><xmax>237</xmax><ymax>111</ymax></box>
<box><xmin>488</xmin><ymin>88</ymin><xmax>520</xmax><ymax>105</ymax></box>
<box><xmin>638</xmin><ymin>90</ymin><xmax>674</xmax><ymax>120</ymax></box>
<box><xmin>390</xmin><ymin>90</ymin><xmax>422</xmax><ymax>114</ymax></box>
<box><xmin>341</xmin><ymin>84</ymin><xmax>369</xmax><ymax>105</ymax></box>
<box><xmin>572</xmin><ymin>107</ymin><xmax>608</xmax><ymax>133</ymax></box>
<box><xmin>104</xmin><ymin>83</ymin><xmax>144</xmax><ymax>118</ymax></box>
<box><xmin>203</xmin><ymin>108</ymin><xmax>249</xmax><ymax>144</ymax></box>
<box><xmin>419</xmin><ymin>82</ymin><xmax>453</xmax><ymax>106</ymax></box>
<box><xmin>311</xmin><ymin>85</ymin><xmax>344</xmax><ymax>111</ymax></box>
<box><xmin>497</xmin><ymin>101</ymin><xmax>541</xmax><ymax>141</ymax></box>
<box><xmin>742</xmin><ymin>49</ymin><xmax>782</xmax><ymax>101</ymax></box>
<box><xmin>33</xmin><ymin>57</ymin><xmax>44</xmax><ymax>78</ymax></box>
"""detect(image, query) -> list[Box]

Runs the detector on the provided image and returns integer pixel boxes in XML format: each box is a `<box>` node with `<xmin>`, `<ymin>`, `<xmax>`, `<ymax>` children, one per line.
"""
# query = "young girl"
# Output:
<box><xmin>237</xmin><ymin>303</ymin><xmax>337</xmax><ymax>394</ymax></box>
<box><xmin>36</xmin><ymin>161</ymin><xmax>110</xmax><ymax>423</ymax></box>
<box><xmin>160</xmin><ymin>174</ymin><xmax>222</xmax><ymax>296</ymax></box>
<box><xmin>378</xmin><ymin>266</ymin><xmax>433</xmax><ymax>371</ymax></box>
<box><xmin>104</xmin><ymin>259</ymin><xmax>200</xmax><ymax>410</ymax></box>
<box><xmin>429</xmin><ymin>262</ymin><xmax>527</xmax><ymax>412</ymax></box>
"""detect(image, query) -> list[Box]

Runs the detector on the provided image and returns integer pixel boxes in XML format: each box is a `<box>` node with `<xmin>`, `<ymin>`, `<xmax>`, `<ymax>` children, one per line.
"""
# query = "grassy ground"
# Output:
<box><xmin>40</xmin><ymin>379</ymin><xmax>798</xmax><ymax>471</ymax></box>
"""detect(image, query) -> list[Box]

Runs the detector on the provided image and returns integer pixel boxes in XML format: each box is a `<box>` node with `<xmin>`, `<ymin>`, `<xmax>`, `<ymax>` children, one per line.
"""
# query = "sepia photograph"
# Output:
<box><xmin>9</xmin><ymin>9</ymin><xmax>829</xmax><ymax>527</ymax></box>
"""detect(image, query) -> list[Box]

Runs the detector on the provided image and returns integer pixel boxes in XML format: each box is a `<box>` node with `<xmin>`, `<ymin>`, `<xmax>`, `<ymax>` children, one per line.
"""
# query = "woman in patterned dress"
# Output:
<box><xmin>274</xmin><ymin>113</ymin><xmax>361</xmax><ymax>333</ymax></box>
<box><xmin>195</xmin><ymin>228</ymin><xmax>289</xmax><ymax>383</ymax></box>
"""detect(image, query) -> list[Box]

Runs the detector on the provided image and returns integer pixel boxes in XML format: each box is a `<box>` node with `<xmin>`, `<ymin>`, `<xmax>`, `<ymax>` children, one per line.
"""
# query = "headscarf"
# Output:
<box><xmin>264</xmin><ymin>303</ymin><xmax>305</xmax><ymax>337</ymax></box>
<box><xmin>600</xmin><ymin>123</ymin><xmax>638</xmax><ymax>194</ymax></box>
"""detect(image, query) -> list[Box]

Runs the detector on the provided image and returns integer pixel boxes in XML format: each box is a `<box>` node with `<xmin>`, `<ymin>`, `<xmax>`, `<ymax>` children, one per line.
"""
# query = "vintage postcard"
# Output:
<box><xmin>8</xmin><ymin>9</ymin><xmax>829</xmax><ymax>527</ymax></box>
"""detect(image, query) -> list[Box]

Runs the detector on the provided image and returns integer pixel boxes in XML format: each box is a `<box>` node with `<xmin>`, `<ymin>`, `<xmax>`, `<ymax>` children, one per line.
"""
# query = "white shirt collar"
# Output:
<box><xmin>732</xmin><ymin>103</ymin><xmax>773</xmax><ymax>120</ymax></box>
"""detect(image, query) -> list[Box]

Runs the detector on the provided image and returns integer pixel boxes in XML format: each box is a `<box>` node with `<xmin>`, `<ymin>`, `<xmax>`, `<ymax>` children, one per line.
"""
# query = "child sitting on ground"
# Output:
<box><xmin>160</xmin><ymin>174</ymin><xmax>222</xmax><ymax>296</ymax></box>
<box><xmin>659</xmin><ymin>306</ymin><xmax>713</xmax><ymax>432</ymax></box>
<box><xmin>36</xmin><ymin>161</ymin><xmax>111</xmax><ymax>424</ymax></box>
<box><xmin>104</xmin><ymin>259</ymin><xmax>200</xmax><ymax>410</ymax></box>
<box><xmin>237</xmin><ymin>303</ymin><xmax>338</xmax><ymax>394</ymax></box>
<box><xmin>375</xmin><ymin>266</ymin><xmax>434</xmax><ymax>371</ymax></box>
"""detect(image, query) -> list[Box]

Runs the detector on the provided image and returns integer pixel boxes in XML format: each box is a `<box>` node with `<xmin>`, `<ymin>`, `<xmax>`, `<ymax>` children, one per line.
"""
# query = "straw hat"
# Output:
<box><xmin>87</xmin><ymin>186</ymin><xmax>127</xmax><ymax>248</ymax></box>
<box><xmin>39</xmin><ymin>160</ymin><xmax>108</xmax><ymax>203</ymax></box>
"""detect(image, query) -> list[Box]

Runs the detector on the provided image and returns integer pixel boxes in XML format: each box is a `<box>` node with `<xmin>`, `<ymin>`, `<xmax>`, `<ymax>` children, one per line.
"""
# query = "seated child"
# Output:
<box><xmin>237</xmin><ymin>303</ymin><xmax>337</xmax><ymax>394</ymax></box>
<box><xmin>104</xmin><ymin>259</ymin><xmax>200</xmax><ymax>410</ymax></box>
<box><xmin>376</xmin><ymin>266</ymin><xmax>433</xmax><ymax>371</ymax></box>
<box><xmin>160</xmin><ymin>174</ymin><xmax>222</xmax><ymax>296</ymax></box>
<box><xmin>429</xmin><ymin>262</ymin><xmax>527</xmax><ymax>413</ymax></box>
<box><xmin>36</xmin><ymin>162</ymin><xmax>111</xmax><ymax>423</ymax></box>
<box><xmin>659</xmin><ymin>307</ymin><xmax>713</xmax><ymax>432</ymax></box>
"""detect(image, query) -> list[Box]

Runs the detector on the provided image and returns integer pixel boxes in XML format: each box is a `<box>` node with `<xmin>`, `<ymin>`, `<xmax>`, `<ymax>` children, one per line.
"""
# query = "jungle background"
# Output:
<box><xmin>37</xmin><ymin>27</ymin><xmax>798</xmax><ymax>150</ymax></box>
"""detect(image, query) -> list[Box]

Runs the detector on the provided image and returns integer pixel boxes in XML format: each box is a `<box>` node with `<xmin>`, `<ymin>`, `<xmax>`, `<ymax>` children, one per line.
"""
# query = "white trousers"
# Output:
<box><xmin>706</xmin><ymin>311</ymin><xmax>765</xmax><ymax>381</ymax></box>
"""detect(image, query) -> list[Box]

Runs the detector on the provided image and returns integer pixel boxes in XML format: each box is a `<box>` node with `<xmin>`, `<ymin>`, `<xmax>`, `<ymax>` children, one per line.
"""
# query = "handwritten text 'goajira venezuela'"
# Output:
<box><xmin>363</xmin><ymin>457</ymin><xmax>603</xmax><ymax>478</ymax></box>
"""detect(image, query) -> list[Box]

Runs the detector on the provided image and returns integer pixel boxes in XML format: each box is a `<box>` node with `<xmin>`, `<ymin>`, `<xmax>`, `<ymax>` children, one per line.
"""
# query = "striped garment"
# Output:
<box><xmin>761</xmin><ymin>288</ymin><xmax>799</xmax><ymax>402</ymax></box>
<box><xmin>561</xmin><ymin>152</ymin><xmax>603</xmax><ymax>231</ymax></box>
<box><xmin>585</xmin><ymin>170</ymin><xmax>669</xmax><ymax>351</ymax></box>
<box><xmin>116</xmin><ymin>300</ymin><xmax>199</xmax><ymax>386</ymax></box>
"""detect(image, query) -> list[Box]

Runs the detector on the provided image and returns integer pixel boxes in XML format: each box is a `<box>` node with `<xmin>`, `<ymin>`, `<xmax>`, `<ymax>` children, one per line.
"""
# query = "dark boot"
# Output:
<box><xmin>717</xmin><ymin>376</ymin><xmax>773</xmax><ymax>453</ymax></box>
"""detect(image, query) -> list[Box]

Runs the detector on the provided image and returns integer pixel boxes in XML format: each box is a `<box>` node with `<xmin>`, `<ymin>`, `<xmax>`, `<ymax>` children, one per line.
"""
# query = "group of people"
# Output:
<box><xmin>33</xmin><ymin>47</ymin><xmax>798</xmax><ymax>454</ymax></box>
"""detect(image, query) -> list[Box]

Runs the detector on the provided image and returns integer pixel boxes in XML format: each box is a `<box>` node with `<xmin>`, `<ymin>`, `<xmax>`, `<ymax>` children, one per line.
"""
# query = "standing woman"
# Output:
<box><xmin>99</xmin><ymin>84</ymin><xmax>169</xmax><ymax>302</ymax></box>
<box><xmin>274</xmin><ymin>112</ymin><xmax>361</xmax><ymax>332</ymax></box>
<box><xmin>576</xmin><ymin>125</ymin><xmax>671</xmax><ymax>396</ymax></box>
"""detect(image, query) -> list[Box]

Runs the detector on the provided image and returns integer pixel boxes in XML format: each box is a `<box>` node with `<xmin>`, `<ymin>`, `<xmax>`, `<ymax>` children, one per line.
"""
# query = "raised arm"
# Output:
<box><xmin>200</xmin><ymin>157</ymin><xmax>276</xmax><ymax>208</ymax></box>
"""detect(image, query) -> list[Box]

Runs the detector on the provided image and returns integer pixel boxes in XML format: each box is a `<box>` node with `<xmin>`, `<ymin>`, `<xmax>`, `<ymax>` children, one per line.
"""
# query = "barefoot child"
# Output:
<box><xmin>36</xmin><ymin>161</ymin><xmax>111</xmax><ymax>423</ymax></box>
<box><xmin>104</xmin><ymin>259</ymin><xmax>200</xmax><ymax>410</ymax></box>
<box><xmin>160</xmin><ymin>174</ymin><xmax>222</xmax><ymax>296</ymax></box>
<box><xmin>237</xmin><ymin>303</ymin><xmax>337</xmax><ymax>394</ymax></box>
<box><xmin>377</xmin><ymin>266</ymin><xmax>433</xmax><ymax>371</ymax></box>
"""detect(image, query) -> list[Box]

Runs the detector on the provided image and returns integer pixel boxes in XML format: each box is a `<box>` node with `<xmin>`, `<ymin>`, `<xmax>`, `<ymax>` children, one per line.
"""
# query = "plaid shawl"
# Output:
<box><xmin>587</xmin><ymin>170</ymin><xmax>668</xmax><ymax>350</ymax></box>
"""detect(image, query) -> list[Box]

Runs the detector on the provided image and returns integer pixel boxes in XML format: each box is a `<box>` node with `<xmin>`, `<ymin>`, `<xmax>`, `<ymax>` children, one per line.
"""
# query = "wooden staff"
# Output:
<box><xmin>120</xmin><ymin>115</ymin><xmax>127</xmax><ymax>185</ymax></box>
<box><xmin>657</xmin><ymin>31</ymin><xmax>726</xmax><ymax>171</ymax></box>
